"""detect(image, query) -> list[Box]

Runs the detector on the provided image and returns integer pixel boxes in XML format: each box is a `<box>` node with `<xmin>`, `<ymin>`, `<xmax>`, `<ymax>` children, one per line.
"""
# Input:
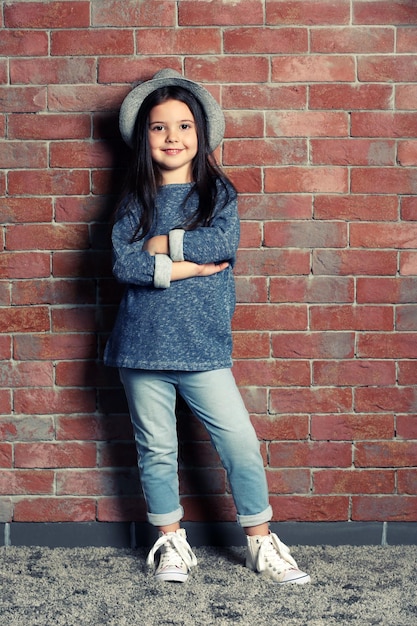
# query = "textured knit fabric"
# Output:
<box><xmin>104</xmin><ymin>180</ymin><xmax>239</xmax><ymax>370</ymax></box>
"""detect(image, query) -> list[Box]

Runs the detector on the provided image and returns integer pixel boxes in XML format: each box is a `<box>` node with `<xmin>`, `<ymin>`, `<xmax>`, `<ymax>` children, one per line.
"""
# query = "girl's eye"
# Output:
<box><xmin>150</xmin><ymin>125</ymin><xmax>164</xmax><ymax>131</ymax></box>
<box><xmin>180</xmin><ymin>123</ymin><xmax>191</xmax><ymax>130</ymax></box>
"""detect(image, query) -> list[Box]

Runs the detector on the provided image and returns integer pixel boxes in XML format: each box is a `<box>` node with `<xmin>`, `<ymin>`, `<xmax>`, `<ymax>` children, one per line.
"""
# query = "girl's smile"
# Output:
<box><xmin>163</xmin><ymin>148</ymin><xmax>184</xmax><ymax>155</ymax></box>
<box><xmin>148</xmin><ymin>99</ymin><xmax>198</xmax><ymax>184</ymax></box>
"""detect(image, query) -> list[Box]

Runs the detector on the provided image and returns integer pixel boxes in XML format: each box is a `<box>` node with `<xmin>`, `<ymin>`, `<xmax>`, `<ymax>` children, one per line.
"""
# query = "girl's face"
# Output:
<box><xmin>148</xmin><ymin>98</ymin><xmax>198</xmax><ymax>184</ymax></box>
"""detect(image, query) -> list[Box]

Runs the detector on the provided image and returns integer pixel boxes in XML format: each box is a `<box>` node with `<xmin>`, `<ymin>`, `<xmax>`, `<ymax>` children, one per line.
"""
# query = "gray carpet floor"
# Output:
<box><xmin>0</xmin><ymin>545</ymin><xmax>416</xmax><ymax>626</ymax></box>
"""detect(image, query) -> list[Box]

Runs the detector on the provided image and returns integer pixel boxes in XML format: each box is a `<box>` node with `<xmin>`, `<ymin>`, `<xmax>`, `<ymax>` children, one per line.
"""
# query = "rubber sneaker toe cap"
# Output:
<box><xmin>279</xmin><ymin>569</ymin><xmax>311</xmax><ymax>585</ymax></box>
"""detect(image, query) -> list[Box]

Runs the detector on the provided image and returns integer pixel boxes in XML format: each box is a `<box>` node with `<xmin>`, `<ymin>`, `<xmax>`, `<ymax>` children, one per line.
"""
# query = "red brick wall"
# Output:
<box><xmin>1</xmin><ymin>0</ymin><xmax>417</xmax><ymax>525</ymax></box>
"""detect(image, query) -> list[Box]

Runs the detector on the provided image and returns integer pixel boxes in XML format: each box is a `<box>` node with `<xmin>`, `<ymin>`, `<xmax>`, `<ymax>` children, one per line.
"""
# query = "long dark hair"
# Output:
<box><xmin>119</xmin><ymin>85</ymin><xmax>234</xmax><ymax>242</ymax></box>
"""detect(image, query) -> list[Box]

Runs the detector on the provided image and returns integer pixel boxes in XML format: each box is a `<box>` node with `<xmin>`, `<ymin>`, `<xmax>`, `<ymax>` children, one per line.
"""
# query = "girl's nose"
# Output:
<box><xmin>166</xmin><ymin>128</ymin><xmax>179</xmax><ymax>142</ymax></box>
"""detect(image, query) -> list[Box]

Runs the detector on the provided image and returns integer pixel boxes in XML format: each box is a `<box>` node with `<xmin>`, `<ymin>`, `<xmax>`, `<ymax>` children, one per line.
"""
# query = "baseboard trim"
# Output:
<box><xmin>1</xmin><ymin>521</ymin><xmax>416</xmax><ymax>548</ymax></box>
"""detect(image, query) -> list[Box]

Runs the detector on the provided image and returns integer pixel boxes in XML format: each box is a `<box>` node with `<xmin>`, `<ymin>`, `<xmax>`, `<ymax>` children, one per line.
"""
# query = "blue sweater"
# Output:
<box><xmin>104</xmin><ymin>180</ymin><xmax>239</xmax><ymax>371</ymax></box>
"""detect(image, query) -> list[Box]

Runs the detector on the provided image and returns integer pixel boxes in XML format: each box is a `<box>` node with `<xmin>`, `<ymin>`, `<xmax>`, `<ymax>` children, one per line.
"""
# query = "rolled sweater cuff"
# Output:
<box><xmin>154</xmin><ymin>254</ymin><xmax>172</xmax><ymax>289</ymax></box>
<box><xmin>169</xmin><ymin>229</ymin><xmax>185</xmax><ymax>262</ymax></box>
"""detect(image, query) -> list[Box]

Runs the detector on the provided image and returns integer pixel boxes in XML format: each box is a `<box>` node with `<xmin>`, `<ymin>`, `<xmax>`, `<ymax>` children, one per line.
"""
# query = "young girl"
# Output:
<box><xmin>104</xmin><ymin>69</ymin><xmax>310</xmax><ymax>585</ymax></box>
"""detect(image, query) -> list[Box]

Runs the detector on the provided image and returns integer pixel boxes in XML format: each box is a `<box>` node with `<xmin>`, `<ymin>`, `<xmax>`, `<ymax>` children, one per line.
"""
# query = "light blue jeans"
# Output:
<box><xmin>119</xmin><ymin>368</ymin><xmax>272</xmax><ymax>528</ymax></box>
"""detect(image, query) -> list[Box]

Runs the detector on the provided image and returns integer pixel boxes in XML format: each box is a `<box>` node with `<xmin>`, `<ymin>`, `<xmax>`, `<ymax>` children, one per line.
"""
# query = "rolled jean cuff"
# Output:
<box><xmin>147</xmin><ymin>506</ymin><xmax>184</xmax><ymax>527</ymax></box>
<box><xmin>237</xmin><ymin>505</ymin><xmax>273</xmax><ymax>528</ymax></box>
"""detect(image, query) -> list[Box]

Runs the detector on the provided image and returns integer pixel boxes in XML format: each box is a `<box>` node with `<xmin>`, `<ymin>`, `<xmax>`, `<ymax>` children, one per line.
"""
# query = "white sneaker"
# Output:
<box><xmin>246</xmin><ymin>532</ymin><xmax>310</xmax><ymax>585</ymax></box>
<box><xmin>146</xmin><ymin>528</ymin><xmax>197</xmax><ymax>582</ymax></box>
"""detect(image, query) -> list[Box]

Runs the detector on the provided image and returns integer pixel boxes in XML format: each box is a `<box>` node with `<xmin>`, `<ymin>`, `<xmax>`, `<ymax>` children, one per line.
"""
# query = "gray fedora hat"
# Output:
<box><xmin>119</xmin><ymin>68</ymin><xmax>225</xmax><ymax>153</ymax></box>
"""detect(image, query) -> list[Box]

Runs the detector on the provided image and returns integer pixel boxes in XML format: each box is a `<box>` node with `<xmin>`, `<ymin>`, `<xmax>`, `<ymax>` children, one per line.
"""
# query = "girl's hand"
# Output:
<box><xmin>143</xmin><ymin>235</ymin><xmax>169</xmax><ymax>255</ymax></box>
<box><xmin>171</xmin><ymin>261</ymin><xmax>229</xmax><ymax>282</ymax></box>
<box><xmin>195</xmin><ymin>261</ymin><xmax>230</xmax><ymax>277</ymax></box>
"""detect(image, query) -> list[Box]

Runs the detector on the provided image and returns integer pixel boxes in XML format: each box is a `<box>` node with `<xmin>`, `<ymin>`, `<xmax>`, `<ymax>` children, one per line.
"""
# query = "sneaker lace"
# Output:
<box><xmin>146</xmin><ymin>532</ymin><xmax>197</xmax><ymax>571</ymax></box>
<box><xmin>255</xmin><ymin>533</ymin><xmax>299</xmax><ymax>576</ymax></box>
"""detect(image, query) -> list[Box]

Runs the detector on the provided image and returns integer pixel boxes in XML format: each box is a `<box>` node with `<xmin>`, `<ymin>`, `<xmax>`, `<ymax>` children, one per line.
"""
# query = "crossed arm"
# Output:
<box><xmin>112</xmin><ymin>190</ymin><xmax>238</xmax><ymax>288</ymax></box>
<box><xmin>143</xmin><ymin>234</ymin><xmax>229</xmax><ymax>281</ymax></box>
